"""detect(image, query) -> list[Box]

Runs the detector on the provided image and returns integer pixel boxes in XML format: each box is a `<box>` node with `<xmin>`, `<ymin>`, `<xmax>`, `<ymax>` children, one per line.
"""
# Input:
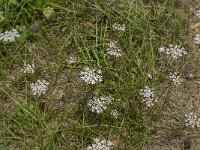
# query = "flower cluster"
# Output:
<box><xmin>195</xmin><ymin>10</ymin><xmax>200</xmax><ymax>19</ymax></box>
<box><xmin>107</xmin><ymin>41</ymin><xmax>122</xmax><ymax>57</ymax></box>
<box><xmin>87</xmin><ymin>138</ymin><xmax>112</xmax><ymax>150</ymax></box>
<box><xmin>158</xmin><ymin>45</ymin><xmax>187</xmax><ymax>59</ymax></box>
<box><xmin>0</xmin><ymin>29</ymin><xmax>20</xmax><ymax>42</ymax></box>
<box><xmin>79</xmin><ymin>68</ymin><xmax>103</xmax><ymax>84</ymax></box>
<box><xmin>112</xmin><ymin>23</ymin><xmax>125</xmax><ymax>32</ymax></box>
<box><xmin>67</xmin><ymin>56</ymin><xmax>76</xmax><ymax>64</ymax></box>
<box><xmin>111</xmin><ymin>110</ymin><xmax>119</xmax><ymax>118</ymax></box>
<box><xmin>88</xmin><ymin>95</ymin><xmax>113</xmax><ymax>114</ymax></box>
<box><xmin>43</xmin><ymin>7</ymin><xmax>54</xmax><ymax>18</ymax></box>
<box><xmin>194</xmin><ymin>34</ymin><xmax>200</xmax><ymax>45</ymax></box>
<box><xmin>0</xmin><ymin>11</ymin><xmax>4</xmax><ymax>23</ymax></box>
<box><xmin>139</xmin><ymin>86</ymin><xmax>155</xmax><ymax>107</ymax></box>
<box><xmin>31</xmin><ymin>79</ymin><xmax>49</xmax><ymax>96</ymax></box>
<box><xmin>169</xmin><ymin>72</ymin><xmax>182</xmax><ymax>85</ymax></box>
<box><xmin>146</xmin><ymin>73</ymin><xmax>152</xmax><ymax>79</ymax></box>
<box><xmin>185</xmin><ymin>113</ymin><xmax>200</xmax><ymax>128</ymax></box>
<box><xmin>23</xmin><ymin>64</ymin><xmax>35</xmax><ymax>74</ymax></box>
<box><xmin>158</xmin><ymin>46</ymin><xmax>165</xmax><ymax>53</ymax></box>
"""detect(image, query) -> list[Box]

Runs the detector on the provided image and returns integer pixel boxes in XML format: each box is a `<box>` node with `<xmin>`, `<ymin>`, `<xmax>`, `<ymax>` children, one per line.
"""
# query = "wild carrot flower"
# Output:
<box><xmin>139</xmin><ymin>86</ymin><xmax>155</xmax><ymax>107</ymax></box>
<box><xmin>195</xmin><ymin>10</ymin><xmax>200</xmax><ymax>19</ymax></box>
<box><xmin>194</xmin><ymin>34</ymin><xmax>200</xmax><ymax>45</ymax></box>
<box><xmin>158</xmin><ymin>46</ymin><xmax>165</xmax><ymax>53</ymax></box>
<box><xmin>158</xmin><ymin>45</ymin><xmax>187</xmax><ymax>59</ymax></box>
<box><xmin>67</xmin><ymin>56</ymin><xmax>76</xmax><ymax>64</ymax></box>
<box><xmin>107</xmin><ymin>41</ymin><xmax>122</xmax><ymax>57</ymax></box>
<box><xmin>87</xmin><ymin>138</ymin><xmax>113</xmax><ymax>150</ymax></box>
<box><xmin>169</xmin><ymin>72</ymin><xmax>182</xmax><ymax>85</ymax></box>
<box><xmin>146</xmin><ymin>73</ymin><xmax>152</xmax><ymax>79</ymax></box>
<box><xmin>79</xmin><ymin>68</ymin><xmax>103</xmax><ymax>84</ymax></box>
<box><xmin>23</xmin><ymin>64</ymin><xmax>35</xmax><ymax>74</ymax></box>
<box><xmin>88</xmin><ymin>95</ymin><xmax>113</xmax><ymax>114</ymax></box>
<box><xmin>112</xmin><ymin>23</ymin><xmax>125</xmax><ymax>32</ymax></box>
<box><xmin>0</xmin><ymin>29</ymin><xmax>20</xmax><ymax>42</ymax></box>
<box><xmin>111</xmin><ymin>110</ymin><xmax>119</xmax><ymax>118</ymax></box>
<box><xmin>31</xmin><ymin>80</ymin><xmax>49</xmax><ymax>96</ymax></box>
<box><xmin>185</xmin><ymin>113</ymin><xmax>200</xmax><ymax>128</ymax></box>
<box><xmin>43</xmin><ymin>7</ymin><xmax>54</xmax><ymax>18</ymax></box>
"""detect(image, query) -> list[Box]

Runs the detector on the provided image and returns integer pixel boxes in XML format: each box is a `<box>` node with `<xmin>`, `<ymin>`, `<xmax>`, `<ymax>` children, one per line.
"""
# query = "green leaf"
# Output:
<box><xmin>9</xmin><ymin>0</ymin><xmax>18</xmax><ymax>5</ymax></box>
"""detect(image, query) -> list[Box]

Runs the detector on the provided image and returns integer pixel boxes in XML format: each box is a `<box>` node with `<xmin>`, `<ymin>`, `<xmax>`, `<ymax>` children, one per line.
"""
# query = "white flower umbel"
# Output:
<box><xmin>146</xmin><ymin>73</ymin><xmax>152</xmax><ymax>79</ymax></box>
<box><xmin>87</xmin><ymin>138</ymin><xmax>113</xmax><ymax>150</ymax></box>
<box><xmin>158</xmin><ymin>45</ymin><xmax>187</xmax><ymax>59</ymax></box>
<box><xmin>23</xmin><ymin>64</ymin><xmax>35</xmax><ymax>74</ymax></box>
<box><xmin>79</xmin><ymin>68</ymin><xmax>103</xmax><ymax>84</ymax></box>
<box><xmin>166</xmin><ymin>44</ymin><xmax>187</xmax><ymax>59</ymax></box>
<box><xmin>194</xmin><ymin>34</ymin><xmax>200</xmax><ymax>45</ymax></box>
<box><xmin>158</xmin><ymin>46</ymin><xmax>166</xmax><ymax>53</ymax></box>
<box><xmin>112</xmin><ymin>23</ymin><xmax>125</xmax><ymax>32</ymax></box>
<box><xmin>31</xmin><ymin>79</ymin><xmax>49</xmax><ymax>96</ymax></box>
<box><xmin>88</xmin><ymin>95</ymin><xmax>113</xmax><ymax>114</ymax></box>
<box><xmin>139</xmin><ymin>86</ymin><xmax>155</xmax><ymax>107</ymax></box>
<box><xmin>111</xmin><ymin>110</ymin><xmax>119</xmax><ymax>118</ymax></box>
<box><xmin>107</xmin><ymin>41</ymin><xmax>122</xmax><ymax>57</ymax></box>
<box><xmin>185</xmin><ymin>113</ymin><xmax>200</xmax><ymax>128</ymax></box>
<box><xmin>195</xmin><ymin>10</ymin><xmax>200</xmax><ymax>19</ymax></box>
<box><xmin>67</xmin><ymin>56</ymin><xmax>76</xmax><ymax>64</ymax></box>
<box><xmin>169</xmin><ymin>72</ymin><xmax>182</xmax><ymax>85</ymax></box>
<box><xmin>0</xmin><ymin>29</ymin><xmax>20</xmax><ymax>42</ymax></box>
